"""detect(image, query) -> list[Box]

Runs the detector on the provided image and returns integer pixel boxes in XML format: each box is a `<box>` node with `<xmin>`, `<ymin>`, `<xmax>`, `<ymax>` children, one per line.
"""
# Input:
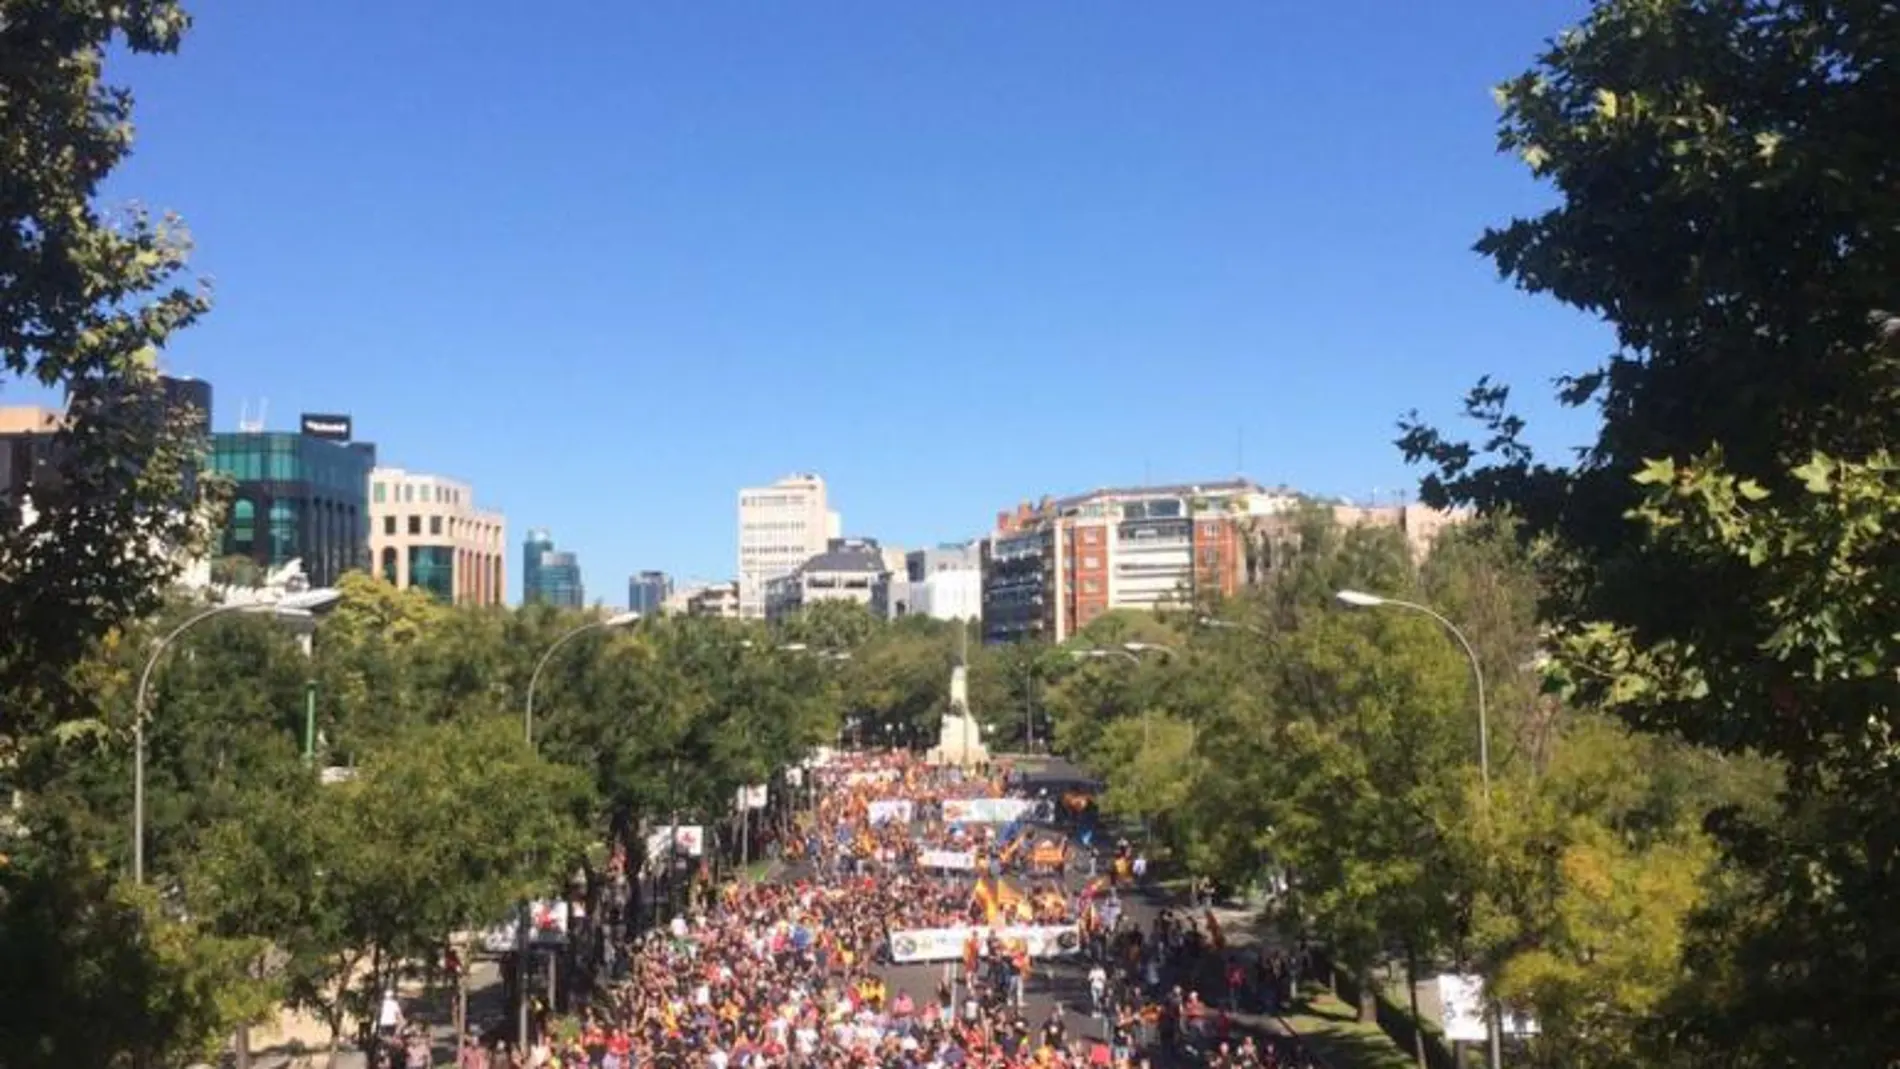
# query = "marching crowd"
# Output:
<box><xmin>436</xmin><ymin>753</ymin><xmax>1319</xmax><ymax>1069</ymax></box>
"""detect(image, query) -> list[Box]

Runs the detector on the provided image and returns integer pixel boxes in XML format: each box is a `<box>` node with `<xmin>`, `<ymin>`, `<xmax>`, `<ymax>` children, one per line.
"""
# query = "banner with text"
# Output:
<box><xmin>887</xmin><ymin>923</ymin><xmax>1083</xmax><ymax>964</ymax></box>
<box><xmin>917</xmin><ymin>849</ymin><xmax>977</xmax><ymax>871</ymax></box>
<box><xmin>867</xmin><ymin>799</ymin><xmax>915</xmax><ymax>825</ymax></box>
<box><xmin>942</xmin><ymin>797</ymin><xmax>1047</xmax><ymax>824</ymax></box>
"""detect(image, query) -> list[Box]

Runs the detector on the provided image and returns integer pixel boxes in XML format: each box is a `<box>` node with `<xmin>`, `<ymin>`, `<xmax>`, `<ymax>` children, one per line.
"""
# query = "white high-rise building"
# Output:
<box><xmin>737</xmin><ymin>473</ymin><xmax>832</xmax><ymax>619</ymax></box>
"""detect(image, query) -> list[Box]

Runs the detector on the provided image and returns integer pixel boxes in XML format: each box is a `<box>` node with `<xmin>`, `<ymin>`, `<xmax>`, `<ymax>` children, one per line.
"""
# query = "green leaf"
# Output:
<box><xmin>1632</xmin><ymin>457</ymin><xmax>1677</xmax><ymax>486</ymax></box>
<box><xmin>1792</xmin><ymin>455</ymin><xmax>1834</xmax><ymax>494</ymax></box>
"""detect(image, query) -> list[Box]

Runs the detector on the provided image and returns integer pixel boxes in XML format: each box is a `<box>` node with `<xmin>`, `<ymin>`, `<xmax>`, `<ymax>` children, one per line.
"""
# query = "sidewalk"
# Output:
<box><xmin>240</xmin><ymin>961</ymin><xmax>504</xmax><ymax>1069</ymax></box>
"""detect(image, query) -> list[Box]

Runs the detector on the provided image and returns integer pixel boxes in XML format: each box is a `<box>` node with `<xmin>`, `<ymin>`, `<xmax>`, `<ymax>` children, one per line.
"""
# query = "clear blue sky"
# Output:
<box><xmin>91</xmin><ymin>0</ymin><xmax>1605</xmax><ymax>604</ymax></box>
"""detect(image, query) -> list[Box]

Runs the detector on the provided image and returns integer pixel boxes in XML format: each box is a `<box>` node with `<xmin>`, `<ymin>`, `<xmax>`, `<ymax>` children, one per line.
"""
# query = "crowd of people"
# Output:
<box><xmin>440</xmin><ymin>753</ymin><xmax>1320</xmax><ymax>1069</ymax></box>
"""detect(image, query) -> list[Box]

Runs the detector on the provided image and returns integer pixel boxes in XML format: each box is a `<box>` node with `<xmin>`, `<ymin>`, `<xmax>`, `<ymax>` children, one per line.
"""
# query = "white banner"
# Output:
<box><xmin>1436</xmin><ymin>975</ymin><xmax>1540</xmax><ymax>1041</ymax></box>
<box><xmin>477</xmin><ymin>899</ymin><xmax>571</xmax><ymax>953</ymax></box>
<box><xmin>735</xmin><ymin>784</ymin><xmax>768</xmax><ymax>811</ymax></box>
<box><xmin>942</xmin><ymin>797</ymin><xmax>1045</xmax><ymax>823</ymax></box>
<box><xmin>645</xmin><ymin>824</ymin><xmax>705</xmax><ymax>861</ymax></box>
<box><xmin>887</xmin><ymin>924</ymin><xmax>1083</xmax><ymax>964</ymax></box>
<box><xmin>867</xmin><ymin>799</ymin><xmax>914</xmax><ymax>825</ymax></box>
<box><xmin>917</xmin><ymin>849</ymin><xmax>976</xmax><ymax>871</ymax></box>
<box><xmin>843</xmin><ymin>769</ymin><xmax>900</xmax><ymax>786</ymax></box>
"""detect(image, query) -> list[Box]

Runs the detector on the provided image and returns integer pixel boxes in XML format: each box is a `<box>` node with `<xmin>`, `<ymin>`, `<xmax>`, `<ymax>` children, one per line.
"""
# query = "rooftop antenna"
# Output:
<box><xmin>237</xmin><ymin>398</ymin><xmax>267</xmax><ymax>433</ymax></box>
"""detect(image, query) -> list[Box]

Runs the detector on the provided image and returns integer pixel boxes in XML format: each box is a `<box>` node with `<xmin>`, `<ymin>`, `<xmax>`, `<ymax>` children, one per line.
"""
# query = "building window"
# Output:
<box><xmin>408</xmin><ymin>515</ymin><xmax>421</xmax><ymax>535</ymax></box>
<box><xmin>402</xmin><ymin>484</ymin><xmax>412</xmax><ymax>503</ymax></box>
<box><xmin>268</xmin><ymin>500</ymin><xmax>298</xmax><ymax>566</ymax></box>
<box><xmin>408</xmin><ymin>545</ymin><xmax>454</xmax><ymax>602</ymax></box>
<box><xmin>373</xmin><ymin>482</ymin><xmax>386</xmax><ymax>504</ymax></box>
<box><xmin>230</xmin><ymin>499</ymin><xmax>256</xmax><ymax>553</ymax></box>
<box><xmin>1083</xmin><ymin>555</ymin><xmax>1101</xmax><ymax>569</ymax></box>
<box><xmin>1082</xmin><ymin>579</ymin><xmax>1100</xmax><ymax>594</ymax></box>
<box><xmin>383</xmin><ymin>515</ymin><xmax>396</xmax><ymax>536</ymax></box>
<box><xmin>380</xmin><ymin>546</ymin><xmax>398</xmax><ymax>583</ymax></box>
<box><xmin>429</xmin><ymin>515</ymin><xmax>443</xmax><ymax>536</ymax></box>
<box><xmin>1083</xmin><ymin>528</ymin><xmax>1100</xmax><ymax>544</ymax></box>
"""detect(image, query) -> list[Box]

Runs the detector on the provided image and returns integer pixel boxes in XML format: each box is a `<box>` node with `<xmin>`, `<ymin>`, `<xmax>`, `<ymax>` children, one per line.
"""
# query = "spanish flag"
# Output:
<box><xmin>972</xmin><ymin>876</ymin><xmax>1026</xmax><ymax>925</ymax></box>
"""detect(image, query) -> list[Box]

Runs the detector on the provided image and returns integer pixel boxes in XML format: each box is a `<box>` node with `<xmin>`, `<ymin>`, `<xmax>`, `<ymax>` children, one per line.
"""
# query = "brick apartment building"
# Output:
<box><xmin>980</xmin><ymin>481</ymin><xmax>1468</xmax><ymax>644</ymax></box>
<box><xmin>981</xmin><ymin>480</ymin><xmax>1279</xmax><ymax>643</ymax></box>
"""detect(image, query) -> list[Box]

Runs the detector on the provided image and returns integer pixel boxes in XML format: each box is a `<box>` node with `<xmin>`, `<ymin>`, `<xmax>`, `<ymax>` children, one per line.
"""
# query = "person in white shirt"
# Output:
<box><xmin>1088</xmin><ymin>964</ymin><xmax>1109</xmax><ymax>1015</ymax></box>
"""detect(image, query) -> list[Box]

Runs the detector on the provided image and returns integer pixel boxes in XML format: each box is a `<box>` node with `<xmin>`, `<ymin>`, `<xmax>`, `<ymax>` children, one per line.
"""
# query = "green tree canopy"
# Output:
<box><xmin>1399</xmin><ymin>1</ymin><xmax>1900</xmax><ymax>1061</ymax></box>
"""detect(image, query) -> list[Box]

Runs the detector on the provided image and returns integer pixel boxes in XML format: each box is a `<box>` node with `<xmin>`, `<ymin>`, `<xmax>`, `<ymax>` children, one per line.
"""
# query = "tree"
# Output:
<box><xmin>1400</xmin><ymin>1</ymin><xmax>1900</xmax><ymax>1061</ymax></box>
<box><xmin>1456</xmin><ymin>718</ymin><xmax>1720</xmax><ymax>1069</ymax></box>
<box><xmin>0</xmin><ymin>828</ymin><xmax>273</xmax><ymax>1069</ymax></box>
<box><xmin>1</xmin><ymin>0</ymin><xmax>216</xmax><ymax>739</ymax></box>
<box><xmin>188</xmin><ymin>717</ymin><xmax>591</xmax><ymax>1061</ymax></box>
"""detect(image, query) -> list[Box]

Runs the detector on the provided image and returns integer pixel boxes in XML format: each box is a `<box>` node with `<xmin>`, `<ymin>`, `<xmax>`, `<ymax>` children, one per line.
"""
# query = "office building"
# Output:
<box><xmin>522</xmin><ymin>528</ymin><xmax>584</xmax><ymax>608</ymax></box>
<box><xmin>628</xmin><ymin>571</ymin><xmax>672</xmax><ymax>615</ymax></box>
<box><xmin>679</xmin><ymin>580</ymin><xmax>740</xmax><ymax>618</ymax></box>
<box><xmin>981</xmin><ymin>480</ymin><xmax>1271</xmax><ymax>644</ymax></box>
<box><xmin>367</xmin><ymin>467</ymin><xmax>506</xmax><ymax>605</ymax></box>
<box><xmin>904</xmin><ymin>542</ymin><xmax>983</xmax><ymax>622</ymax></box>
<box><xmin>522</xmin><ymin>528</ymin><xmax>552</xmax><ymax>600</ymax></box>
<box><xmin>737</xmin><ymin>473</ymin><xmax>833</xmax><ymax>619</ymax></box>
<box><xmin>4</xmin><ymin>376</ymin><xmax>218</xmax><ymax>587</ymax></box>
<box><xmin>0</xmin><ymin>405</ymin><xmax>63</xmax><ymax>507</ymax></box>
<box><xmin>205</xmin><ymin>414</ymin><xmax>375</xmax><ymax>590</ymax></box>
<box><xmin>3</xmin><ymin>375</ymin><xmax>212</xmax><ymax>506</ymax></box>
<box><xmin>764</xmin><ymin>537</ymin><xmax>892</xmax><ymax>620</ymax></box>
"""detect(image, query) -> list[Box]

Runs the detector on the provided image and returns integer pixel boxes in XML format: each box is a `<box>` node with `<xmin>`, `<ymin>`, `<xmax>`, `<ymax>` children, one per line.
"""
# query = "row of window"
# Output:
<box><xmin>375</xmin><ymin>514</ymin><xmax>500</xmax><ymax>541</ymax></box>
<box><xmin>219</xmin><ymin>494</ymin><xmax>366</xmax><ymax>586</ymax></box>
<box><xmin>372</xmin><ymin>481</ymin><xmax>466</xmax><ymax>507</ymax></box>
<box><xmin>209</xmin><ymin>435</ymin><xmax>371</xmax><ymax>496</ymax></box>
<box><xmin>741</xmin><ymin>492</ymin><xmax>813</xmax><ymax>508</ymax></box>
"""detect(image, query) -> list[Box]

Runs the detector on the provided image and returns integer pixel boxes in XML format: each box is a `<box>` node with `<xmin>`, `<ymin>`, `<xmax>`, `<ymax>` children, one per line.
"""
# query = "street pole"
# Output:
<box><xmin>303</xmin><ymin>679</ymin><xmax>317</xmax><ymax>764</ymax></box>
<box><xmin>134</xmin><ymin>600</ymin><xmax>299</xmax><ymax>886</ymax></box>
<box><xmin>1023</xmin><ymin>666</ymin><xmax>1035</xmax><ymax>752</ymax></box>
<box><xmin>519</xmin><ymin>612</ymin><xmax>638</xmax><ymax>1048</ymax></box>
<box><xmin>1335</xmin><ymin>591</ymin><xmax>1496</xmax><ymax>1068</ymax></box>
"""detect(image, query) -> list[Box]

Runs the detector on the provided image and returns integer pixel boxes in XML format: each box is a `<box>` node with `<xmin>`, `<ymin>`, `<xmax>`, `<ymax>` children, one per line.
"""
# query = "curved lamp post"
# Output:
<box><xmin>1069</xmin><ymin>641</ymin><xmax>1176</xmax><ymax>747</ymax></box>
<box><xmin>1335</xmin><ymin>588</ymin><xmax>1498</xmax><ymax>1069</ymax></box>
<box><xmin>523</xmin><ymin>611</ymin><xmax>640</xmax><ymax>748</ymax></box>
<box><xmin>1334</xmin><ymin>590</ymin><xmax>1488</xmax><ymax>797</ymax></box>
<box><xmin>133</xmin><ymin>587</ymin><xmax>339</xmax><ymax>886</ymax></box>
<box><xmin>516</xmin><ymin>610</ymin><xmax>638</xmax><ymax>1045</ymax></box>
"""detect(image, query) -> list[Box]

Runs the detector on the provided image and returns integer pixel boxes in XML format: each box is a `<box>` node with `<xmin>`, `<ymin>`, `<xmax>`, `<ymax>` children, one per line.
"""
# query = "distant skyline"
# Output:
<box><xmin>15</xmin><ymin>1</ymin><xmax>1609</xmax><ymax>601</ymax></box>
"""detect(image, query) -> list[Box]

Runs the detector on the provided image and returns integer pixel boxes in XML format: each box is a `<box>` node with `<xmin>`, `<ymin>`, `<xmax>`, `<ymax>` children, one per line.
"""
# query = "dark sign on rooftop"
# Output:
<box><xmin>300</xmin><ymin>413</ymin><xmax>352</xmax><ymax>441</ymax></box>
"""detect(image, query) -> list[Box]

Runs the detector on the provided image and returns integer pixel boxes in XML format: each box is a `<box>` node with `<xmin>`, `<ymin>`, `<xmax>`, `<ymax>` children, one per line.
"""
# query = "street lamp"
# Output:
<box><xmin>1197</xmin><ymin>615</ymin><xmax>1265</xmax><ymax>637</ymax></box>
<box><xmin>523</xmin><ymin>611</ymin><xmax>640</xmax><ymax>748</ymax></box>
<box><xmin>1335</xmin><ymin>588</ymin><xmax>1499</xmax><ymax>1069</ymax></box>
<box><xmin>1067</xmin><ymin>642</ymin><xmax>1175</xmax><ymax>746</ymax></box>
<box><xmin>517</xmin><ymin>610</ymin><xmax>639</xmax><ymax>1046</ymax></box>
<box><xmin>1332</xmin><ymin>590</ymin><xmax>1488</xmax><ymax>796</ymax></box>
<box><xmin>133</xmin><ymin>587</ymin><xmax>339</xmax><ymax>886</ymax></box>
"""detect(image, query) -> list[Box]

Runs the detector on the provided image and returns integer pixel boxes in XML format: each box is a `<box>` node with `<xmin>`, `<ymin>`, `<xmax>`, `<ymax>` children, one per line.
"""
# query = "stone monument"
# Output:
<box><xmin>927</xmin><ymin>664</ymin><xmax>990</xmax><ymax>767</ymax></box>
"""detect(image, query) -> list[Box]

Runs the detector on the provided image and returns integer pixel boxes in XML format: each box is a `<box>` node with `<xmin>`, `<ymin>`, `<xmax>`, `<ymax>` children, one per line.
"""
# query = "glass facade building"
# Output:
<box><xmin>522</xmin><ymin>528</ymin><xmax>553</xmax><ymax>601</ymax></box>
<box><xmin>208</xmin><ymin>431</ymin><xmax>373</xmax><ymax>588</ymax></box>
<box><xmin>532</xmin><ymin>550</ymin><xmax>584</xmax><ymax>608</ymax></box>
<box><xmin>522</xmin><ymin>528</ymin><xmax>584</xmax><ymax>608</ymax></box>
<box><xmin>628</xmin><ymin>570</ymin><xmax>671</xmax><ymax>615</ymax></box>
